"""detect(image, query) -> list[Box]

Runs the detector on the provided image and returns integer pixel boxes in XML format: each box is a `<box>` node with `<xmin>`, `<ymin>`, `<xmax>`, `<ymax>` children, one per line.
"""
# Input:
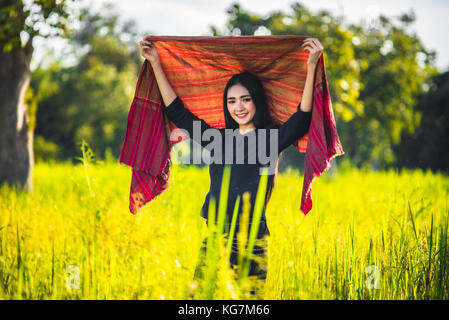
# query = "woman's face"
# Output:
<box><xmin>226</xmin><ymin>84</ymin><xmax>256</xmax><ymax>127</ymax></box>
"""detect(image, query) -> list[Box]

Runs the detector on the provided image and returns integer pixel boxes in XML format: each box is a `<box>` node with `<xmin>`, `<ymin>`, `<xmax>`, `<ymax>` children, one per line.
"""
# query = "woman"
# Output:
<box><xmin>139</xmin><ymin>38</ymin><xmax>323</xmax><ymax>279</ymax></box>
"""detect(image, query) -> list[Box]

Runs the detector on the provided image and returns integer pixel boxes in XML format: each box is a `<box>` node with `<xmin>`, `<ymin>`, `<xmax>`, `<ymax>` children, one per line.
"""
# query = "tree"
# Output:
<box><xmin>347</xmin><ymin>10</ymin><xmax>438</xmax><ymax>168</ymax></box>
<box><xmin>394</xmin><ymin>71</ymin><xmax>449</xmax><ymax>172</ymax></box>
<box><xmin>31</xmin><ymin>3</ymin><xmax>142</xmax><ymax>161</ymax></box>
<box><xmin>0</xmin><ymin>0</ymin><xmax>75</xmax><ymax>190</ymax></box>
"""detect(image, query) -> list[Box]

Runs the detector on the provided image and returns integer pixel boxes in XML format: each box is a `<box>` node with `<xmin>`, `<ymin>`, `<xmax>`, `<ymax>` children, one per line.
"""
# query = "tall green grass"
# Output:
<box><xmin>0</xmin><ymin>153</ymin><xmax>448</xmax><ymax>299</ymax></box>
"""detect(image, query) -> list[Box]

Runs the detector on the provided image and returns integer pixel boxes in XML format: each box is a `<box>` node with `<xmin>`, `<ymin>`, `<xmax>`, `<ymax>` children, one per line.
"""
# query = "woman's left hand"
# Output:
<box><xmin>301</xmin><ymin>38</ymin><xmax>323</xmax><ymax>68</ymax></box>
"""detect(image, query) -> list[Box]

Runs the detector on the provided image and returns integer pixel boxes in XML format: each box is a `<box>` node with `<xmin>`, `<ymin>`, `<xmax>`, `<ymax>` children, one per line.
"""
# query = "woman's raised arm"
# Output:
<box><xmin>276</xmin><ymin>38</ymin><xmax>324</xmax><ymax>152</ymax></box>
<box><xmin>139</xmin><ymin>39</ymin><xmax>216</xmax><ymax>149</ymax></box>
<box><xmin>299</xmin><ymin>37</ymin><xmax>324</xmax><ymax>112</ymax></box>
<box><xmin>139</xmin><ymin>39</ymin><xmax>177</xmax><ymax>106</ymax></box>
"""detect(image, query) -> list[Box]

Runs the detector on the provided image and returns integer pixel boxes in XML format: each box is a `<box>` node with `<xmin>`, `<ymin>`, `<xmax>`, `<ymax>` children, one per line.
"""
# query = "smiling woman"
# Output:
<box><xmin>136</xmin><ymin>37</ymin><xmax>324</xmax><ymax>279</ymax></box>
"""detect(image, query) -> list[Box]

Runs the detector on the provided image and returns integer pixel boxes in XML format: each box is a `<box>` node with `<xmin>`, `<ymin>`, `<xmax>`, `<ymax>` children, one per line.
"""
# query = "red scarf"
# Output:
<box><xmin>119</xmin><ymin>36</ymin><xmax>344</xmax><ymax>215</ymax></box>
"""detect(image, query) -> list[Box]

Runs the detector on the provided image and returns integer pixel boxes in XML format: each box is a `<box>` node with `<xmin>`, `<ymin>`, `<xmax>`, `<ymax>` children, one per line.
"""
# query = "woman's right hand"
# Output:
<box><xmin>139</xmin><ymin>39</ymin><xmax>160</xmax><ymax>65</ymax></box>
<box><xmin>139</xmin><ymin>39</ymin><xmax>177</xmax><ymax>106</ymax></box>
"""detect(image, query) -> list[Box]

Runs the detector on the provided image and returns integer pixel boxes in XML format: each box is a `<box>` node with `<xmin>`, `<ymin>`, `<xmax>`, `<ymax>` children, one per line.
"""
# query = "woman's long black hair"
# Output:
<box><xmin>223</xmin><ymin>71</ymin><xmax>273</xmax><ymax>130</ymax></box>
<box><xmin>222</xmin><ymin>71</ymin><xmax>279</xmax><ymax>204</ymax></box>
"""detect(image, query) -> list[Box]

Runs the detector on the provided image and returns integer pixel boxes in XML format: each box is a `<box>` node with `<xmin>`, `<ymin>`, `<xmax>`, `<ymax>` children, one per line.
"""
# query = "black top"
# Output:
<box><xmin>162</xmin><ymin>96</ymin><xmax>312</xmax><ymax>229</ymax></box>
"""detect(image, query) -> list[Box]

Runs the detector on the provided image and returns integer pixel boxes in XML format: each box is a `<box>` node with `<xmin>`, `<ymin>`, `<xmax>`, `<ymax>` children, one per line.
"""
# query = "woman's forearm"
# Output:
<box><xmin>150</xmin><ymin>61</ymin><xmax>177</xmax><ymax>107</ymax></box>
<box><xmin>300</xmin><ymin>63</ymin><xmax>317</xmax><ymax>112</ymax></box>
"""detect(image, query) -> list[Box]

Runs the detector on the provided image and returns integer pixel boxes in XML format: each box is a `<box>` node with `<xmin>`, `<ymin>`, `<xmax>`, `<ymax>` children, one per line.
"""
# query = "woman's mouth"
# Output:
<box><xmin>236</xmin><ymin>112</ymin><xmax>248</xmax><ymax>119</ymax></box>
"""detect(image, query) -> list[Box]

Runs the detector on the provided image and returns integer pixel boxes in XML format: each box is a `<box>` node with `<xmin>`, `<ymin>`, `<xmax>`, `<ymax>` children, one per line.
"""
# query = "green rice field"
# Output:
<box><xmin>0</xmin><ymin>153</ymin><xmax>448</xmax><ymax>300</ymax></box>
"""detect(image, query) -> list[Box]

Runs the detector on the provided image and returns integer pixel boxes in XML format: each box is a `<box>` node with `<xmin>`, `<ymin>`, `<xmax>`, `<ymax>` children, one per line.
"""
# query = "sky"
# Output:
<box><xmin>33</xmin><ymin>0</ymin><xmax>449</xmax><ymax>71</ymax></box>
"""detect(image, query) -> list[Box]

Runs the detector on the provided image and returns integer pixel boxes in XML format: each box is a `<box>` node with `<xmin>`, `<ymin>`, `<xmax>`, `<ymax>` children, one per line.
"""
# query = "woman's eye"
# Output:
<box><xmin>243</xmin><ymin>98</ymin><xmax>252</xmax><ymax>102</ymax></box>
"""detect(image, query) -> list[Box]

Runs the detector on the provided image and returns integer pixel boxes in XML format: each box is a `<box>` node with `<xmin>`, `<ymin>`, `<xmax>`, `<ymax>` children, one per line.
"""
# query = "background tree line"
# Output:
<box><xmin>31</xmin><ymin>3</ymin><xmax>142</xmax><ymax>162</ymax></box>
<box><xmin>2</xmin><ymin>1</ymin><xmax>446</xmax><ymax>191</ymax></box>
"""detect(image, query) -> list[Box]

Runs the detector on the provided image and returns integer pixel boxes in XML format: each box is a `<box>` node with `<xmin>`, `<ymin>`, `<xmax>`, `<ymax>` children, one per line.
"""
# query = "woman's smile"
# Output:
<box><xmin>226</xmin><ymin>83</ymin><xmax>256</xmax><ymax>128</ymax></box>
<box><xmin>236</xmin><ymin>112</ymin><xmax>249</xmax><ymax>119</ymax></box>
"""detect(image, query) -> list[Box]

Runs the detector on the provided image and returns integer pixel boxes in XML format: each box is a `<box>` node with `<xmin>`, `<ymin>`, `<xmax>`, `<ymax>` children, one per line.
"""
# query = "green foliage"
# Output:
<box><xmin>394</xmin><ymin>71</ymin><xmax>449</xmax><ymax>172</ymax></box>
<box><xmin>346</xmin><ymin>12</ymin><xmax>439</xmax><ymax>168</ymax></box>
<box><xmin>30</xmin><ymin>3</ymin><xmax>140</xmax><ymax>162</ymax></box>
<box><xmin>0</xmin><ymin>0</ymin><xmax>74</xmax><ymax>51</ymax></box>
<box><xmin>34</xmin><ymin>135</ymin><xmax>60</xmax><ymax>162</ymax></box>
<box><xmin>73</xmin><ymin>4</ymin><xmax>142</xmax><ymax>69</ymax></box>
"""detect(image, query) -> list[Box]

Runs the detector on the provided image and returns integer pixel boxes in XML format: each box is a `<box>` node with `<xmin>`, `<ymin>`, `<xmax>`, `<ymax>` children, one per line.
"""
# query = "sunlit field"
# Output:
<box><xmin>0</xmin><ymin>155</ymin><xmax>448</xmax><ymax>300</ymax></box>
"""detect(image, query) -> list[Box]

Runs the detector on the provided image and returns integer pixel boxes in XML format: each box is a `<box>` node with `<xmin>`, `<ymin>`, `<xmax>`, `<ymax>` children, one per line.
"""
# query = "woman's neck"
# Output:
<box><xmin>238</xmin><ymin>123</ymin><xmax>256</xmax><ymax>135</ymax></box>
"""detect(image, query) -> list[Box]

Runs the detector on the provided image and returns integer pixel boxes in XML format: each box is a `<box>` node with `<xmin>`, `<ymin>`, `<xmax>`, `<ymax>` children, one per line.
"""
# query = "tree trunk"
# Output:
<box><xmin>0</xmin><ymin>40</ymin><xmax>34</xmax><ymax>191</ymax></box>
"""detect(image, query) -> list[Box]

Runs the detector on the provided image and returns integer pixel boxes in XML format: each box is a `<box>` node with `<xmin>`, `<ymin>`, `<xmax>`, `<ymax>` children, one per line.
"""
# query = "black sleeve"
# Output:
<box><xmin>277</xmin><ymin>102</ymin><xmax>312</xmax><ymax>153</ymax></box>
<box><xmin>162</xmin><ymin>96</ymin><xmax>218</xmax><ymax>149</ymax></box>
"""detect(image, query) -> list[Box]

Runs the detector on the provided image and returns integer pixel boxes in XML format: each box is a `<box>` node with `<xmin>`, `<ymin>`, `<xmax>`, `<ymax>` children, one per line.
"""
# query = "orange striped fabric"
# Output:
<box><xmin>119</xmin><ymin>35</ymin><xmax>344</xmax><ymax>215</ymax></box>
